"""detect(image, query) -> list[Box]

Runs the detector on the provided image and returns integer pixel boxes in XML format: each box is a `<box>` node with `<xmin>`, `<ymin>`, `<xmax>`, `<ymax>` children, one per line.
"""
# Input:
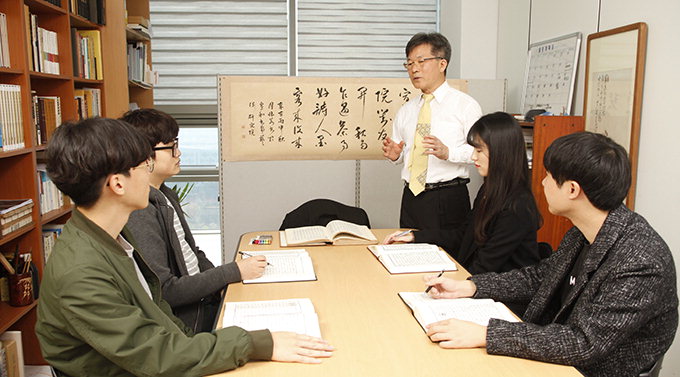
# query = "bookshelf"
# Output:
<box><xmin>0</xmin><ymin>0</ymin><xmax>151</xmax><ymax>366</ymax></box>
<box><xmin>125</xmin><ymin>0</ymin><xmax>154</xmax><ymax>108</ymax></box>
<box><xmin>526</xmin><ymin>115</ymin><xmax>585</xmax><ymax>250</ymax></box>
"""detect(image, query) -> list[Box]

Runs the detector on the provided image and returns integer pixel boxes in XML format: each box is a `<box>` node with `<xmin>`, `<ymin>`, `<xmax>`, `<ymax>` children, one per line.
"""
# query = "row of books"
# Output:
<box><xmin>0</xmin><ymin>84</ymin><xmax>25</xmax><ymax>152</ymax></box>
<box><xmin>75</xmin><ymin>87</ymin><xmax>102</xmax><ymax>120</ymax></box>
<box><xmin>70</xmin><ymin>0</ymin><xmax>106</xmax><ymax>25</ymax></box>
<box><xmin>71</xmin><ymin>29</ymin><xmax>103</xmax><ymax>80</ymax></box>
<box><xmin>0</xmin><ymin>199</ymin><xmax>34</xmax><ymax>239</ymax></box>
<box><xmin>127</xmin><ymin>42</ymin><xmax>155</xmax><ymax>88</ymax></box>
<box><xmin>43</xmin><ymin>224</ymin><xmax>64</xmax><ymax>264</ymax></box>
<box><xmin>25</xmin><ymin>8</ymin><xmax>60</xmax><ymax>75</ymax></box>
<box><xmin>0</xmin><ymin>13</ymin><xmax>10</xmax><ymax>68</ymax></box>
<box><xmin>31</xmin><ymin>94</ymin><xmax>61</xmax><ymax>146</ymax></box>
<box><xmin>37</xmin><ymin>164</ymin><xmax>68</xmax><ymax>215</ymax></box>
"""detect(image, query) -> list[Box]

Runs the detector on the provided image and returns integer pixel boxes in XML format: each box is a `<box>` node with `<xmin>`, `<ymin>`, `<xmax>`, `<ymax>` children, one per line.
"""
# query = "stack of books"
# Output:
<box><xmin>0</xmin><ymin>199</ymin><xmax>34</xmax><ymax>238</ymax></box>
<box><xmin>0</xmin><ymin>84</ymin><xmax>25</xmax><ymax>151</ymax></box>
<box><xmin>0</xmin><ymin>13</ymin><xmax>10</xmax><ymax>68</ymax></box>
<box><xmin>127</xmin><ymin>16</ymin><xmax>151</xmax><ymax>39</ymax></box>
<box><xmin>31</xmin><ymin>94</ymin><xmax>62</xmax><ymax>145</ymax></box>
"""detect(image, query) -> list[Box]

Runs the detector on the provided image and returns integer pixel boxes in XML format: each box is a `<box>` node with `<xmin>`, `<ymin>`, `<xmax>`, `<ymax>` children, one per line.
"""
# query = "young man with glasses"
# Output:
<box><xmin>382</xmin><ymin>32</ymin><xmax>482</xmax><ymax>231</ymax></box>
<box><xmin>122</xmin><ymin>108</ymin><xmax>268</xmax><ymax>333</ymax></box>
<box><xmin>36</xmin><ymin>118</ymin><xmax>333</xmax><ymax>376</ymax></box>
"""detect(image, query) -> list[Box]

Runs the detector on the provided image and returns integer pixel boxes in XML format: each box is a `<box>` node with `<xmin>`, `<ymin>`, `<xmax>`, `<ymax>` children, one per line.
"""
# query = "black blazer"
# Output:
<box><xmin>415</xmin><ymin>185</ymin><xmax>541</xmax><ymax>275</ymax></box>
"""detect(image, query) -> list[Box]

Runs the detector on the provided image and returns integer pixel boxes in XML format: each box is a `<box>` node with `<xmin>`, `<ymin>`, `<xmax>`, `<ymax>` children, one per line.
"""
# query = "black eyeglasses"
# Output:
<box><xmin>153</xmin><ymin>138</ymin><xmax>179</xmax><ymax>157</ymax></box>
<box><xmin>403</xmin><ymin>56</ymin><xmax>444</xmax><ymax>70</ymax></box>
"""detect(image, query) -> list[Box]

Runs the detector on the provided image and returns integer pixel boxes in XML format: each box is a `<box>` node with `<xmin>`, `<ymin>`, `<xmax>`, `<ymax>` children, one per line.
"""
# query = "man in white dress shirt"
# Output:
<box><xmin>382</xmin><ymin>32</ymin><xmax>482</xmax><ymax>230</ymax></box>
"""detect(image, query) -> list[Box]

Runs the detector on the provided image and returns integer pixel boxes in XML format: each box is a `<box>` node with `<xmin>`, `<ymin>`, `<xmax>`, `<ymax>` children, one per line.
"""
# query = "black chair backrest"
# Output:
<box><xmin>280</xmin><ymin>199</ymin><xmax>370</xmax><ymax>230</ymax></box>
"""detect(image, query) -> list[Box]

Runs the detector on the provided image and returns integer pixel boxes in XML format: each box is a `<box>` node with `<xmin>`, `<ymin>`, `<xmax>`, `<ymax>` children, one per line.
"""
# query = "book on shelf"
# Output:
<box><xmin>32</xmin><ymin>95</ymin><xmax>62</xmax><ymax>145</ymax></box>
<box><xmin>23</xmin><ymin>6</ymin><xmax>32</xmax><ymax>72</ymax></box>
<box><xmin>280</xmin><ymin>220</ymin><xmax>377</xmax><ymax>246</ymax></box>
<box><xmin>0</xmin><ymin>333</ymin><xmax>23</xmax><ymax>377</ymax></box>
<box><xmin>26</xmin><ymin>11</ymin><xmax>60</xmax><ymax>75</ymax></box>
<box><xmin>367</xmin><ymin>243</ymin><xmax>457</xmax><ymax>274</ymax></box>
<box><xmin>0</xmin><ymin>13</ymin><xmax>10</xmax><ymax>68</ymax></box>
<box><xmin>0</xmin><ymin>338</ymin><xmax>19</xmax><ymax>377</ymax></box>
<box><xmin>0</xmin><ymin>84</ymin><xmax>24</xmax><ymax>151</ymax></box>
<box><xmin>0</xmin><ymin>199</ymin><xmax>33</xmax><ymax>217</ymax></box>
<box><xmin>127</xmin><ymin>41</ymin><xmax>154</xmax><ymax>87</ymax></box>
<box><xmin>0</xmin><ymin>215</ymin><xmax>32</xmax><ymax>237</ymax></box>
<box><xmin>71</xmin><ymin>0</ymin><xmax>105</xmax><ymax>25</ymax></box>
<box><xmin>43</xmin><ymin>224</ymin><xmax>65</xmax><ymax>263</ymax></box>
<box><xmin>36</xmin><ymin>163</ymin><xmax>66</xmax><ymax>214</ymax></box>
<box><xmin>76</xmin><ymin>30</ymin><xmax>103</xmax><ymax>80</ymax></box>
<box><xmin>74</xmin><ymin>88</ymin><xmax>100</xmax><ymax>120</ymax></box>
<box><xmin>221</xmin><ymin>298</ymin><xmax>322</xmax><ymax>338</ymax></box>
<box><xmin>398</xmin><ymin>292</ymin><xmax>519</xmax><ymax>334</ymax></box>
<box><xmin>240</xmin><ymin>249</ymin><xmax>316</xmax><ymax>284</ymax></box>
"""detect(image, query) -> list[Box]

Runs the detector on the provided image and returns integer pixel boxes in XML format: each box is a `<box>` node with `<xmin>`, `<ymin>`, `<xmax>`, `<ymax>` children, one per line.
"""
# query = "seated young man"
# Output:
<box><xmin>423</xmin><ymin>132</ymin><xmax>678</xmax><ymax>377</ymax></box>
<box><xmin>36</xmin><ymin>118</ymin><xmax>333</xmax><ymax>376</ymax></box>
<box><xmin>121</xmin><ymin>108</ymin><xmax>265</xmax><ymax>332</ymax></box>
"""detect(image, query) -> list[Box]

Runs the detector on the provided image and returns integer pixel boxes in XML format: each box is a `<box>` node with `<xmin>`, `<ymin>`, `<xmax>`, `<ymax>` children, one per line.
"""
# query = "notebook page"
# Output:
<box><xmin>242</xmin><ymin>249</ymin><xmax>317</xmax><ymax>283</ymax></box>
<box><xmin>222</xmin><ymin>298</ymin><xmax>321</xmax><ymax>337</ymax></box>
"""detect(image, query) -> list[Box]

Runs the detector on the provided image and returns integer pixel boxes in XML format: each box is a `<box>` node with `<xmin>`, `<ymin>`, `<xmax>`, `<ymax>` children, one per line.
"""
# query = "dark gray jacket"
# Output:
<box><xmin>472</xmin><ymin>204</ymin><xmax>678</xmax><ymax>377</ymax></box>
<box><xmin>127</xmin><ymin>184</ymin><xmax>241</xmax><ymax>332</ymax></box>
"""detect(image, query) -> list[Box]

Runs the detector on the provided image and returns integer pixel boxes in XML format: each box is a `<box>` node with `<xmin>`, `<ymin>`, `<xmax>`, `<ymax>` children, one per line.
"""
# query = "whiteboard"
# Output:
<box><xmin>521</xmin><ymin>32</ymin><xmax>581</xmax><ymax>115</ymax></box>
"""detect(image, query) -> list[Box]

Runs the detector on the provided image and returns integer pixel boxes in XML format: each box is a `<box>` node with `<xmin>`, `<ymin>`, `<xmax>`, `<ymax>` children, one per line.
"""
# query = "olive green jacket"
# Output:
<box><xmin>36</xmin><ymin>209</ymin><xmax>272</xmax><ymax>377</ymax></box>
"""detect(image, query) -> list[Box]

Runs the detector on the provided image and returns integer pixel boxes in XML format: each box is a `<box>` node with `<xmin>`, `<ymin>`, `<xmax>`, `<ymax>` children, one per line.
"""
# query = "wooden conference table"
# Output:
<box><xmin>211</xmin><ymin>229</ymin><xmax>582</xmax><ymax>377</ymax></box>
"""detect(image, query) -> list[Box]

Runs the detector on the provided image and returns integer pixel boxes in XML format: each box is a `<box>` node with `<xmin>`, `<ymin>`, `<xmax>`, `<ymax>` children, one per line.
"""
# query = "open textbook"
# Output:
<box><xmin>398</xmin><ymin>292</ymin><xmax>518</xmax><ymax>333</ymax></box>
<box><xmin>240</xmin><ymin>249</ymin><xmax>317</xmax><ymax>284</ymax></box>
<box><xmin>280</xmin><ymin>219</ymin><xmax>378</xmax><ymax>246</ymax></box>
<box><xmin>368</xmin><ymin>243</ymin><xmax>457</xmax><ymax>274</ymax></box>
<box><xmin>221</xmin><ymin>298</ymin><xmax>321</xmax><ymax>337</ymax></box>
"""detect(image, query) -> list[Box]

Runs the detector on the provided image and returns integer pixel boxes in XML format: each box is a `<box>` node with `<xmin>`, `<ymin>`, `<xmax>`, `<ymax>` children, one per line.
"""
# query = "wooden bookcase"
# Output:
<box><xmin>528</xmin><ymin>115</ymin><xmax>585</xmax><ymax>250</ymax></box>
<box><xmin>0</xmin><ymin>0</ymin><xmax>151</xmax><ymax>365</ymax></box>
<box><xmin>125</xmin><ymin>0</ymin><xmax>153</xmax><ymax>109</ymax></box>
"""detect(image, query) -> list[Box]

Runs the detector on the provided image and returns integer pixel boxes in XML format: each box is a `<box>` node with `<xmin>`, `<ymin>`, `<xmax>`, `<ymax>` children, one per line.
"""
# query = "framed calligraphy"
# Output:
<box><xmin>218</xmin><ymin>76</ymin><xmax>468</xmax><ymax>161</ymax></box>
<box><xmin>583</xmin><ymin>22</ymin><xmax>647</xmax><ymax>208</ymax></box>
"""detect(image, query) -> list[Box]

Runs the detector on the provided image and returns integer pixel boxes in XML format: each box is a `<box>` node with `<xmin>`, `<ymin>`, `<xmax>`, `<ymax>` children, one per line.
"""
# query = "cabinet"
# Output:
<box><xmin>528</xmin><ymin>115</ymin><xmax>585</xmax><ymax>250</ymax></box>
<box><xmin>0</xmin><ymin>0</ymin><xmax>150</xmax><ymax>365</ymax></box>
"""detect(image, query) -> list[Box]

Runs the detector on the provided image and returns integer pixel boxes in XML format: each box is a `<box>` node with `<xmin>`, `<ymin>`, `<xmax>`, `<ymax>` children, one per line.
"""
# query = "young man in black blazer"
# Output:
<box><xmin>423</xmin><ymin>132</ymin><xmax>678</xmax><ymax>377</ymax></box>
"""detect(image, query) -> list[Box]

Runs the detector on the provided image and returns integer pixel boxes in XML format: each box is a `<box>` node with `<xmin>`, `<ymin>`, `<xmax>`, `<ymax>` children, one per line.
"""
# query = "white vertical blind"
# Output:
<box><xmin>297</xmin><ymin>0</ymin><xmax>438</xmax><ymax>77</ymax></box>
<box><xmin>150</xmin><ymin>0</ymin><xmax>289</xmax><ymax>105</ymax></box>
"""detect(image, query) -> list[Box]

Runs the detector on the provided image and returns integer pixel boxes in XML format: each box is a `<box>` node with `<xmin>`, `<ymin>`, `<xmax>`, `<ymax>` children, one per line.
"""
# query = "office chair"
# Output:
<box><xmin>279</xmin><ymin>199</ymin><xmax>370</xmax><ymax>230</ymax></box>
<box><xmin>639</xmin><ymin>356</ymin><xmax>664</xmax><ymax>377</ymax></box>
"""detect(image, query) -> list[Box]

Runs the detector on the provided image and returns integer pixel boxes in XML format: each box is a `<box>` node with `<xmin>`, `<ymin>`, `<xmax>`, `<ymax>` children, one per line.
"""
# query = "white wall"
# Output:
<box><xmin>496</xmin><ymin>0</ymin><xmax>530</xmax><ymax>113</ymax></box>
<box><xmin>506</xmin><ymin>1</ymin><xmax>680</xmax><ymax>375</ymax></box>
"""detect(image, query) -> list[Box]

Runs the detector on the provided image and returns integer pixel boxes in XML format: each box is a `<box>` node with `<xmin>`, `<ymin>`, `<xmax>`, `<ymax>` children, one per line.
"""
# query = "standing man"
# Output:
<box><xmin>383</xmin><ymin>32</ymin><xmax>482</xmax><ymax>230</ymax></box>
<box><xmin>423</xmin><ymin>132</ymin><xmax>678</xmax><ymax>377</ymax></box>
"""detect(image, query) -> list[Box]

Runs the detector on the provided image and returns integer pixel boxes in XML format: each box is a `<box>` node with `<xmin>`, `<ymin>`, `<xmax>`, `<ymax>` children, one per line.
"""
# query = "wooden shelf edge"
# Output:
<box><xmin>0</xmin><ymin>301</ymin><xmax>38</xmax><ymax>333</ymax></box>
<box><xmin>24</xmin><ymin>0</ymin><xmax>67</xmax><ymax>15</ymax></box>
<box><xmin>0</xmin><ymin>223</ymin><xmax>36</xmax><ymax>247</ymax></box>
<box><xmin>40</xmin><ymin>206</ymin><xmax>73</xmax><ymax>225</ymax></box>
<box><xmin>0</xmin><ymin>67</ymin><xmax>24</xmax><ymax>75</ymax></box>
<box><xmin>29</xmin><ymin>71</ymin><xmax>72</xmax><ymax>81</ymax></box>
<box><xmin>126</xmin><ymin>27</ymin><xmax>151</xmax><ymax>42</ymax></box>
<box><xmin>73</xmin><ymin>77</ymin><xmax>104</xmax><ymax>85</ymax></box>
<box><xmin>69</xmin><ymin>13</ymin><xmax>100</xmax><ymax>29</ymax></box>
<box><xmin>0</xmin><ymin>148</ymin><xmax>33</xmax><ymax>159</ymax></box>
<box><xmin>128</xmin><ymin>80</ymin><xmax>153</xmax><ymax>89</ymax></box>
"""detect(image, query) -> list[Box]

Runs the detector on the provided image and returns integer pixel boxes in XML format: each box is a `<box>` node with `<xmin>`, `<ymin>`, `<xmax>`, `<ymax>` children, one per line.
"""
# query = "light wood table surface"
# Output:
<box><xmin>210</xmin><ymin>229</ymin><xmax>582</xmax><ymax>377</ymax></box>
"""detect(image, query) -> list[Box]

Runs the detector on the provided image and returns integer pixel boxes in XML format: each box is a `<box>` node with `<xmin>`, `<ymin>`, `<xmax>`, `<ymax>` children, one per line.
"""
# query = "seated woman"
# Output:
<box><xmin>384</xmin><ymin>112</ymin><xmax>543</xmax><ymax>313</ymax></box>
<box><xmin>123</xmin><ymin>109</ymin><xmax>267</xmax><ymax>333</ymax></box>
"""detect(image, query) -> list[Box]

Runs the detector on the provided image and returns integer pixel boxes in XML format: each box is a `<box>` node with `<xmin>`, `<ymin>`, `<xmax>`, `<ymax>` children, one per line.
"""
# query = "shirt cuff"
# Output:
<box><xmin>248</xmin><ymin>329</ymin><xmax>274</xmax><ymax>360</ymax></box>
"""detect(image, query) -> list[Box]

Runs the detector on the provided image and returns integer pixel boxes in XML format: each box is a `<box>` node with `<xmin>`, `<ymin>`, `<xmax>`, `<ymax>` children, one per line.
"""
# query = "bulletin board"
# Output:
<box><xmin>218</xmin><ymin>76</ymin><xmax>468</xmax><ymax>161</ymax></box>
<box><xmin>521</xmin><ymin>32</ymin><xmax>581</xmax><ymax>115</ymax></box>
<box><xmin>583</xmin><ymin>22</ymin><xmax>647</xmax><ymax>209</ymax></box>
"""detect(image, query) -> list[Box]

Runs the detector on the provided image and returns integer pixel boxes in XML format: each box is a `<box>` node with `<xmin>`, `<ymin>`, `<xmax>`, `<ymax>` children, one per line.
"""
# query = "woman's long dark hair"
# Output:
<box><xmin>467</xmin><ymin>112</ymin><xmax>540</xmax><ymax>244</ymax></box>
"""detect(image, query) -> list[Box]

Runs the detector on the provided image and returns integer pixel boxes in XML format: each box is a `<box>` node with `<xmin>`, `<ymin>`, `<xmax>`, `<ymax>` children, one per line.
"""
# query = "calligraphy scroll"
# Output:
<box><xmin>218</xmin><ymin>76</ymin><xmax>468</xmax><ymax>161</ymax></box>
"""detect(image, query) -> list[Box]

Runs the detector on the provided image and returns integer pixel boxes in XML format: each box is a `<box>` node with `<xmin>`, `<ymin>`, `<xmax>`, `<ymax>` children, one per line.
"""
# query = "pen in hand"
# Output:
<box><xmin>238</xmin><ymin>251</ymin><xmax>272</xmax><ymax>266</ymax></box>
<box><xmin>395</xmin><ymin>229</ymin><xmax>412</xmax><ymax>238</ymax></box>
<box><xmin>424</xmin><ymin>270</ymin><xmax>445</xmax><ymax>294</ymax></box>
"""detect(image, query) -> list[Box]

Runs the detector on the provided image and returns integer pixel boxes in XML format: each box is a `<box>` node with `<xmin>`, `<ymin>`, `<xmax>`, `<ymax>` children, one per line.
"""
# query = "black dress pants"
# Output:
<box><xmin>399</xmin><ymin>183</ymin><xmax>471</xmax><ymax>230</ymax></box>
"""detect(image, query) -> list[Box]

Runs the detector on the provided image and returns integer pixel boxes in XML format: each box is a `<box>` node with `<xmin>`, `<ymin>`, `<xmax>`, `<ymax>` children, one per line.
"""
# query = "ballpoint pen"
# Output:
<box><xmin>238</xmin><ymin>251</ymin><xmax>272</xmax><ymax>266</ymax></box>
<box><xmin>424</xmin><ymin>270</ymin><xmax>445</xmax><ymax>293</ymax></box>
<box><xmin>394</xmin><ymin>229</ymin><xmax>412</xmax><ymax>238</ymax></box>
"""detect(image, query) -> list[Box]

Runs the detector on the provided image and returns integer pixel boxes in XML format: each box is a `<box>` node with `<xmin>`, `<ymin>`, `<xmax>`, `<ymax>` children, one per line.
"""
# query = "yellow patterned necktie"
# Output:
<box><xmin>408</xmin><ymin>94</ymin><xmax>434</xmax><ymax>196</ymax></box>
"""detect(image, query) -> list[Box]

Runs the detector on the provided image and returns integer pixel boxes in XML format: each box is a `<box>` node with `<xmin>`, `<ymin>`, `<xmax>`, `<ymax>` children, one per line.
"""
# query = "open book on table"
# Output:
<box><xmin>240</xmin><ymin>249</ymin><xmax>316</xmax><ymax>284</ymax></box>
<box><xmin>398</xmin><ymin>292</ymin><xmax>518</xmax><ymax>333</ymax></box>
<box><xmin>367</xmin><ymin>243</ymin><xmax>457</xmax><ymax>274</ymax></box>
<box><xmin>221</xmin><ymin>298</ymin><xmax>321</xmax><ymax>337</ymax></box>
<box><xmin>280</xmin><ymin>219</ymin><xmax>378</xmax><ymax>246</ymax></box>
